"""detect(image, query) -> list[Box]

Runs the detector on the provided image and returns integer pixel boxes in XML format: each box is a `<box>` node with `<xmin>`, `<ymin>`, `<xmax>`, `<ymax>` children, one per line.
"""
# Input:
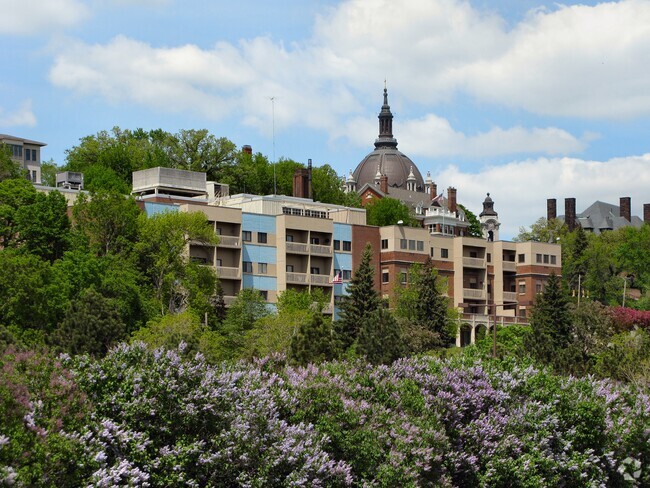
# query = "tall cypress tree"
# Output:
<box><xmin>336</xmin><ymin>243</ymin><xmax>380</xmax><ymax>350</ymax></box>
<box><xmin>525</xmin><ymin>272</ymin><xmax>572</xmax><ymax>367</ymax></box>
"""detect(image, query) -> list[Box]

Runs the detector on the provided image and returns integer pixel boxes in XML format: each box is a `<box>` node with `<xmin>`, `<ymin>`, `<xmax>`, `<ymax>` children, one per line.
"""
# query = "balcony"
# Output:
<box><xmin>463</xmin><ymin>288</ymin><xmax>486</xmax><ymax>300</ymax></box>
<box><xmin>216</xmin><ymin>266</ymin><xmax>241</xmax><ymax>279</ymax></box>
<box><xmin>502</xmin><ymin>291</ymin><xmax>517</xmax><ymax>303</ymax></box>
<box><xmin>310</xmin><ymin>244</ymin><xmax>332</xmax><ymax>256</ymax></box>
<box><xmin>217</xmin><ymin>235</ymin><xmax>240</xmax><ymax>247</ymax></box>
<box><xmin>311</xmin><ymin>274</ymin><xmax>333</xmax><ymax>286</ymax></box>
<box><xmin>223</xmin><ymin>295</ymin><xmax>237</xmax><ymax>307</ymax></box>
<box><xmin>286</xmin><ymin>242</ymin><xmax>309</xmax><ymax>254</ymax></box>
<box><xmin>322</xmin><ymin>303</ymin><xmax>334</xmax><ymax>314</ymax></box>
<box><xmin>502</xmin><ymin>261</ymin><xmax>517</xmax><ymax>272</ymax></box>
<box><xmin>463</xmin><ymin>257</ymin><xmax>486</xmax><ymax>268</ymax></box>
<box><xmin>287</xmin><ymin>272</ymin><xmax>309</xmax><ymax>284</ymax></box>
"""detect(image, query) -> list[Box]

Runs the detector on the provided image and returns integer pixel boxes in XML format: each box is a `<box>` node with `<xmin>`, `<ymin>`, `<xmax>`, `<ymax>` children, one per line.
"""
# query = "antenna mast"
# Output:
<box><xmin>270</xmin><ymin>96</ymin><xmax>277</xmax><ymax>195</ymax></box>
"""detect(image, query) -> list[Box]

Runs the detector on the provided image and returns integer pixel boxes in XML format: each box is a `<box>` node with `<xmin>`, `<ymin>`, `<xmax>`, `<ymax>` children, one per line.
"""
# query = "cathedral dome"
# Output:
<box><xmin>352</xmin><ymin>87</ymin><xmax>425</xmax><ymax>191</ymax></box>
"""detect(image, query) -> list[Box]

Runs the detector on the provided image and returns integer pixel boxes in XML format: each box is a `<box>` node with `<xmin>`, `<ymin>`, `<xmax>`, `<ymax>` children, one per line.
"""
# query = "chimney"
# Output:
<box><xmin>620</xmin><ymin>197</ymin><xmax>631</xmax><ymax>222</ymax></box>
<box><xmin>308</xmin><ymin>159</ymin><xmax>313</xmax><ymax>200</ymax></box>
<box><xmin>379</xmin><ymin>174</ymin><xmax>388</xmax><ymax>194</ymax></box>
<box><xmin>430</xmin><ymin>182</ymin><xmax>437</xmax><ymax>200</ymax></box>
<box><xmin>644</xmin><ymin>203</ymin><xmax>650</xmax><ymax>223</ymax></box>
<box><xmin>293</xmin><ymin>168</ymin><xmax>309</xmax><ymax>199</ymax></box>
<box><xmin>547</xmin><ymin>198</ymin><xmax>557</xmax><ymax>221</ymax></box>
<box><xmin>447</xmin><ymin>187</ymin><xmax>457</xmax><ymax>213</ymax></box>
<box><xmin>565</xmin><ymin>198</ymin><xmax>576</xmax><ymax>232</ymax></box>
<box><xmin>242</xmin><ymin>145</ymin><xmax>252</xmax><ymax>155</ymax></box>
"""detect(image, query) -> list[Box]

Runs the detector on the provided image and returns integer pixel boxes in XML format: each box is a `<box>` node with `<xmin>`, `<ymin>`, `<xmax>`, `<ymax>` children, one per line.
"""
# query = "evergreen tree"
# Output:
<box><xmin>357</xmin><ymin>307</ymin><xmax>403</xmax><ymax>365</ymax></box>
<box><xmin>289</xmin><ymin>313</ymin><xmax>337</xmax><ymax>366</ymax></box>
<box><xmin>525</xmin><ymin>273</ymin><xmax>572</xmax><ymax>368</ymax></box>
<box><xmin>336</xmin><ymin>243</ymin><xmax>380</xmax><ymax>349</ymax></box>
<box><xmin>54</xmin><ymin>288</ymin><xmax>126</xmax><ymax>357</ymax></box>
<box><xmin>415</xmin><ymin>256</ymin><xmax>452</xmax><ymax>347</ymax></box>
<box><xmin>564</xmin><ymin>225</ymin><xmax>589</xmax><ymax>293</ymax></box>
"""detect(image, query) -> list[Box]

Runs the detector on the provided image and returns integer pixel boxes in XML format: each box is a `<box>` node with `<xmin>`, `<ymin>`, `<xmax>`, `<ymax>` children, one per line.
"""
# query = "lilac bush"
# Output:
<box><xmin>4</xmin><ymin>342</ymin><xmax>645</xmax><ymax>486</ymax></box>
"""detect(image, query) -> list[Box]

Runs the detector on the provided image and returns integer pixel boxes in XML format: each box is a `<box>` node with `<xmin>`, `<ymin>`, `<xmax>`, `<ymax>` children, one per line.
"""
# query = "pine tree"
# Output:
<box><xmin>525</xmin><ymin>273</ymin><xmax>572</xmax><ymax>367</ymax></box>
<box><xmin>414</xmin><ymin>256</ymin><xmax>451</xmax><ymax>347</ymax></box>
<box><xmin>357</xmin><ymin>307</ymin><xmax>403</xmax><ymax>364</ymax></box>
<box><xmin>336</xmin><ymin>243</ymin><xmax>380</xmax><ymax>349</ymax></box>
<box><xmin>289</xmin><ymin>313</ymin><xmax>337</xmax><ymax>366</ymax></box>
<box><xmin>565</xmin><ymin>225</ymin><xmax>589</xmax><ymax>292</ymax></box>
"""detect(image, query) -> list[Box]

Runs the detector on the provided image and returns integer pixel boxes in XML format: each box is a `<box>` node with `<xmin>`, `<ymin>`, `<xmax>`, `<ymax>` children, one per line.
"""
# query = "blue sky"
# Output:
<box><xmin>2</xmin><ymin>0</ymin><xmax>650</xmax><ymax>239</ymax></box>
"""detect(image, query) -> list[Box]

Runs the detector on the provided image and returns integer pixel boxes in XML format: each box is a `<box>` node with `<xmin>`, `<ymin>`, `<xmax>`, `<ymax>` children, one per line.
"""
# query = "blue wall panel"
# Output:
<box><xmin>333</xmin><ymin>222</ymin><xmax>352</xmax><ymax>241</ymax></box>
<box><xmin>143</xmin><ymin>202</ymin><xmax>178</xmax><ymax>216</ymax></box>
<box><xmin>242</xmin><ymin>213</ymin><xmax>276</xmax><ymax>233</ymax></box>
<box><xmin>242</xmin><ymin>275</ymin><xmax>277</xmax><ymax>291</ymax></box>
<box><xmin>243</xmin><ymin>244</ymin><xmax>277</xmax><ymax>264</ymax></box>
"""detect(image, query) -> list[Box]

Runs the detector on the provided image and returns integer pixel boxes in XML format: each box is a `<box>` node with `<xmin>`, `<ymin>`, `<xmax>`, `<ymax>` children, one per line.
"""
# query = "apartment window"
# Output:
<box><xmin>258</xmin><ymin>262</ymin><xmax>267</xmax><ymax>274</ymax></box>
<box><xmin>286</xmin><ymin>264</ymin><xmax>294</xmax><ymax>272</ymax></box>
<box><xmin>518</xmin><ymin>254</ymin><xmax>525</xmax><ymax>263</ymax></box>
<box><xmin>342</xmin><ymin>241</ymin><xmax>352</xmax><ymax>251</ymax></box>
<box><xmin>487</xmin><ymin>253</ymin><xmax>491</xmax><ymax>262</ymax></box>
<box><xmin>258</xmin><ymin>232</ymin><xmax>267</xmax><ymax>244</ymax></box>
<box><xmin>216</xmin><ymin>258</ymin><xmax>222</xmax><ymax>267</ymax></box>
<box><xmin>32</xmin><ymin>149</ymin><xmax>37</xmax><ymax>161</ymax></box>
<box><xmin>536</xmin><ymin>281</ymin><xmax>543</xmax><ymax>293</ymax></box>
<box><xmin>243</xmin><ymin>261</ymin><xmax>253</xmax><ymax>273</ymax></box>
<box><xmin>406</xmin><ymin>239</ymin><xmax>414</xmax><ymax>250</ymax></box>
<box><xmin>31</xmin><ymin>170</ymin><xmax>37</xmax><ymax>182</ymax></box>
<box><xmin>417</xmin><ymin>241</ymin><xmax>424</xmax><ymax>252</ymax></box>
<box><xmin>333</xmin><ymin>240</ymin><xmax>340</xmax><ymax>250</ymax></box>
<box><xmin>470</xmin><ymin>251</ymin><xmax>478</xmax><ymax>258</ymax></box>
<box><xmin>543</xmin><ymin>254</ymin><xmax>550</xmax><ymax>264</ymax></box>
<box><xmin>216</xmin><ymin>227</ymin><xmax>222</xmax><ymax>235</ymax></box>
<box><xmin>441</xmin><ymin>248</ymin><xmax>449</xmax><ymax>259</ymax></box>
<box><xmin>286</xmin><ymin>234</ymin><xmax>294</xmax><ymax>242</ymax></box>
<box><xmin>342</xmin><ymin>270</ymin><xmax>352</xmax><ymax>280</ymax></box>
<box><xmin>382</xmin><ymin>270</ymin><xmax>389</xmax><ymax>283</ymax></box>
<box><xmin>310</xmin><ymin>236</ymin><xmax>320</xmax><ymax>245</ymax></box>
<box><xmin>430</xmin><ymin>247</ymin><xmax>435</xmax><ymax>257</ymax></box>
<box><xmin>400</xmin><ymin>239</ymin><xmax>407</xmax><ymax>250</ymax></box>
<box><xmin>242</xmin><ymin>231</ymin><xmax>252</xmax><ymax>242</ymax></box>
<box><xmin>381</xmin><ymin>239</ymin><xmax>388</xmax><ymax>250</ymax></box>
<box><xmin>536</xmin><ymin>254</ymin><xmax>542</xmax><ymax>263</ymax></box>
<box><xmin>25</xmin><ymin>149</ymin><xmax>31</xmax><ymax>161</ymax></box>
<box><xmin>11</xmin><ymin>145</ymin><xmax>22</xmax><ymax>158</ymax></box>
<box><xmin>519</xmin><ymin>281</ymin><xmax>526</xmax><ymax>294</ymax></box>
<box><xmin>400</xmin><ymin>271</ymin><xmax>408</xmax><ymax>284</ymax></box>
<box><xmin>551</xmin><ymin>255</ymin><xmax>557</xmax><ymax>265</ymax></box>
<box><xmin>259</xmin><ymin>290</ymin><xmax>268</xmax><ymax>301</ymax></box>
<box><xmin>310</xmin><ymin>267</ymin><xmax>320</xmax><ymax>275</ymax></box>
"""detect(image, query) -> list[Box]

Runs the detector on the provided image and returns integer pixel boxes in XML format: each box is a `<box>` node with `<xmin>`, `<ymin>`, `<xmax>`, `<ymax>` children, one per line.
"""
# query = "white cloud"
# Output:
<box><xmin>45</xmin><ymin>0</ymin><xmax>650</xmax><ymax>154</ymax></box>
<box><xmin>437</xmin><ymin>154</ymin><xmax>650</xmax><ymax>239</ymax></box>
<box><xmin>0</xmin><ymin>0</ymin><xmax>89</xmax><ymax>35</ymax></box>
<box><xmin>0</xmin><ymin>100</ymin><xmax>37</xmax><ymax>128</ymax></box>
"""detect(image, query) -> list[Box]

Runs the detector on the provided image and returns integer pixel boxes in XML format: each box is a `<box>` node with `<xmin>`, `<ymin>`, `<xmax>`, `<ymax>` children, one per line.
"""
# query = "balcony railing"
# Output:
<box><xmin>286</xmin><ymin>242</ymin><xmax>309</xmax><ymax>254</ymax></box>
<box><xmin>310</xmin><ymin>244</ymin><xmax>332</xmax><ymax>256</ymax></box>
<box><xmin>463</xmin><ymin>257</ymin><xmax>485</xmax><ymax>268</ymax></box>
<box><xmin>502</xmin><ymin>291</ymin><xmax>517</xmax><ymax>303</ymax></box>
<box><xmin>287</xmin><ymin>272</ymin><xmax>308</xmax><ymax>284</ymax></box>
<box><xmin>463</xmin><ymin>288</ymin><xmax>486</xmax><ymax>300</ymax></box>
<box><xmin>460</xmin><ymin>313</ymin><xmax>529</xmax><ymax>325</ymax></box>
<box><xmin>217</xmin><ymin>235</ymin><xmax>240</xmax><ymax>247</ymax></box>
<box><xmin>216</xmin><ymin>266</ymin><xmax>241</xmax><ymax>279</ymax></box>
<box><xmin>311</xmin><ymin>274</ymin><xmax>332</xmax><ymax>286</ymax></box>
<box><xmin>223</xmin><ymin>295</ymin><xmax>237</xmax><ymax>306</ymax></box>
<box><xmin>322</xmin><ymin>303</ymin><xmax>334</xmax><ymax>314</ymax></box>
<box><xmin>502</xmin><ymin>261</ymin><xmax>517</xmax><ymax>272</ymax></box>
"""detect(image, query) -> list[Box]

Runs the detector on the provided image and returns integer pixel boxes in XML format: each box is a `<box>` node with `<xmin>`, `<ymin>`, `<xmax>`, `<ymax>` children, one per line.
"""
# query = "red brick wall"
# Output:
<box><xmin>352</xmin><ymin>225</ymin><xmax>381</xmax><ymax>292</ymax></box>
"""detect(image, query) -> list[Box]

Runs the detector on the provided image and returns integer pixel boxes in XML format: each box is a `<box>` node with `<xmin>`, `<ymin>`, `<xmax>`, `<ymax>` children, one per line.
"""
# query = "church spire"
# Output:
<box><xmin>375</xmin><ymin>84</ymin><xmax>398</xmax><ymax>149</ymax></box>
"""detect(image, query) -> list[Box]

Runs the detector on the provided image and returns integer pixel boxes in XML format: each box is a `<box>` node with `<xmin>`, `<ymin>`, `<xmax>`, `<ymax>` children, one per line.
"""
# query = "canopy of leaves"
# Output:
<box><xmin>457</xmin><ymin>204</ymin><xmax>482</xmax><ymax>237</ymax></box>
<box><xmin>365</xmin><ymin>197</ymin><xmax>417</xmax><ymax>227</ymax></box>
<box><xmin>514</xmin><ymin>217</ymin><xmax>567</xmax><ymax>243</ymax></box>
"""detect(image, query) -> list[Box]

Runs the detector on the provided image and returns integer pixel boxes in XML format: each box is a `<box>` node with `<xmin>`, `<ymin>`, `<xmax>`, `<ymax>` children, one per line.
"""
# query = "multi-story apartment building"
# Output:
<box><xmin>128</xmin><ymin>166</ymin><xmax>562</xmax><ymax>346</ymax></box>
<box><xmin>0</xmin><ymin>134</ymin><xmax>45</xmax><ymax>183</ymax></box>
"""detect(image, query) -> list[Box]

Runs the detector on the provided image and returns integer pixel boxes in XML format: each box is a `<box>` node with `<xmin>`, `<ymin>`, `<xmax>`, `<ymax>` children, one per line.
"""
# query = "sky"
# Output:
<box><xmin>2</xmin><ymin>0</ymin><xmax>650</xmax><ymax>239</ymax></box>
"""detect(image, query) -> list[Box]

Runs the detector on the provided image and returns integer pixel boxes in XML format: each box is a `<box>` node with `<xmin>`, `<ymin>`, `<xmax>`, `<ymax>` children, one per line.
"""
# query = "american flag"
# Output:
<box><xmin>431</xmin><ymin>192</ymin><xmax>444</xmax><ymax>204</ymax></box>
<box><xmin>332</xmin><ymin>271</ymin><xmax>343</xmax><ymax>284</ymax></box>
